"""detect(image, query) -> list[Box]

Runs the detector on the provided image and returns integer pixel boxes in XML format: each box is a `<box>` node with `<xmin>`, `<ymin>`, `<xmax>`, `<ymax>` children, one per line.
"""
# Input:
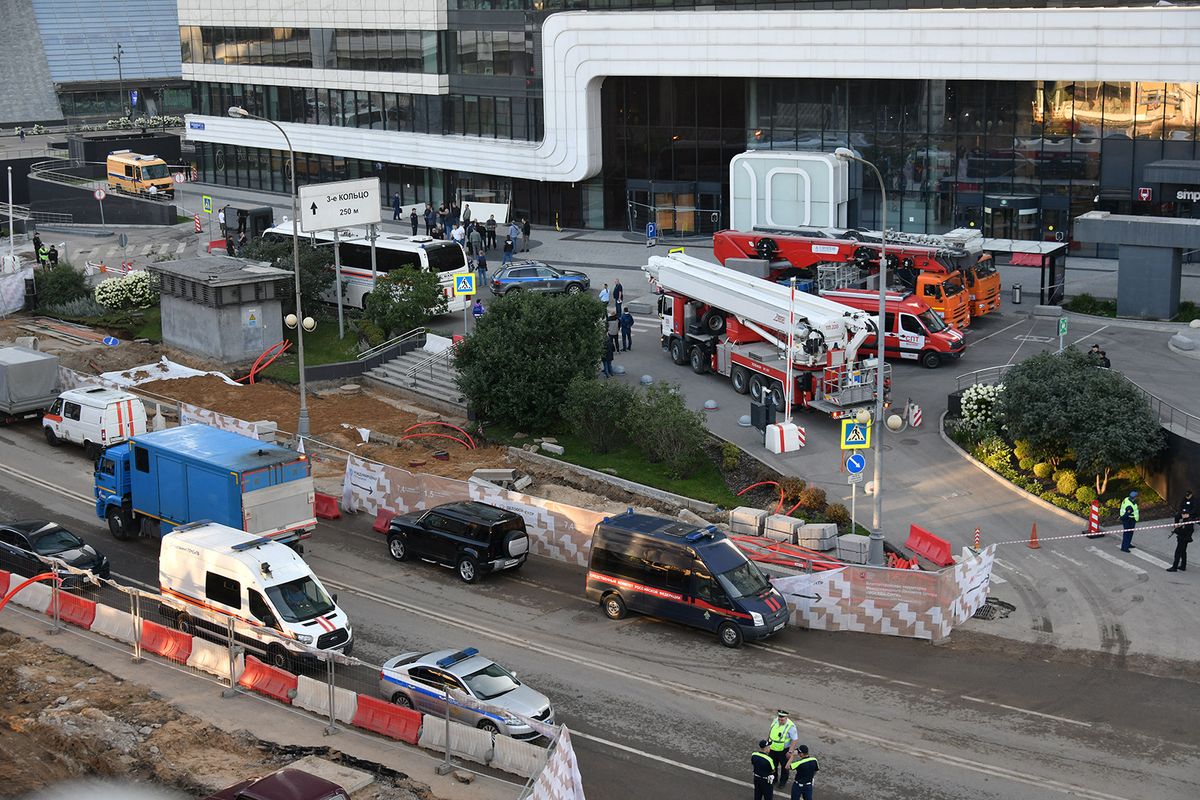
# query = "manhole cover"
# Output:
<box><xmin>972</xmin><ymin>598</ymin><xmax>1016</xmax><ymax>621</ymax></box>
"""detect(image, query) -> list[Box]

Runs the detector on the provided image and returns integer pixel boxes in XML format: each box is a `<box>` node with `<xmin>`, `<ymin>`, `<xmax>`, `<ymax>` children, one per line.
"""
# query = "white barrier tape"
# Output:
<box><xmin>90</xmin><ymin>603</ymin><xmax>136</xmax><ymax>643</ymax></box>
<box><xmin>185</xmin><ymin>636</ymin><xmax>244</xmax><ymax>682</ymax></box>
<box><xmin>992</xmin><ymin>519</ymin><xmax>1188</xmax><ymax>547</ymax></box>
<box><xmin>9</xmin><ymin>577</ymin><xmax>52</xmax><ymax>613</ymax></box>
<box><xmin>293</xmin><ymin>674</ymin><xmax>358</xmax><ymax>724</ymax></box>
<box><xmin>492</xmin><ymin>733</ymin><xmax>546</xmax><ymax>778</ymax></box>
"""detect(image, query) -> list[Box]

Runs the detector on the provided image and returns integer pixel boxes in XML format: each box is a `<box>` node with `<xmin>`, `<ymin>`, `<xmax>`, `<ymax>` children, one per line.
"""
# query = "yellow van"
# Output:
<box><xmin>106</xmin><ymin>150</ymin><xmax>174</xmax><ymax>199</ymax></box>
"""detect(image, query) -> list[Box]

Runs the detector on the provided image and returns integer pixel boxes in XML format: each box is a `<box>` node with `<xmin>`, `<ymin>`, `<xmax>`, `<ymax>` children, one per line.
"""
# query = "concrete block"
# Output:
<box><xmin>729</xmin><ymin>506</ymin><xmax>768</xmax><ymax>536</ymax></box>
<box><xmin>765</xmin><ymin>530</ymin><xmax>794</xmax><ymax>544</ymax></box>
<box><xmin>472</xmin><ymin>468</ymin><xmax>519</xmax><ymax>484</ymax></box>
<box><xmin>836</xmin><ymin>534</ymin><xmax>870</xmax><ymax>564</ymax></box>
<box><xmin>1032</xmin><ymin>304</ymin><xmax>1063</xmax><ymax>317</ymax></box>
<box><xmin>512</xmin><ymin>475</ymin><xmax>533</xmax><ymax>491</ymax></box>
<box><xmin>799</xmin><ymin>522</ymin><xmax>839</xmax><ymax>551</ymax></box>
<box><xmin>541</xmin><ymin>442</ymin><xmax>565</xmax><ymax>455</ymax></box>
<box><xmin>764</xmin><ymin>513</ymin><xmax>804</xmax><ymax>544</ymax></box>
<box><xmin>1169</xmin><ymin>333</ymin><xmax>1195</xmax><ymax>351</ymax></box>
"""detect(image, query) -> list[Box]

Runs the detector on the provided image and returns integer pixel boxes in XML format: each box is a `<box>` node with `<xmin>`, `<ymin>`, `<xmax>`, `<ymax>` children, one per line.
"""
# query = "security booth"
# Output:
<box><xmin>221</xmin><ymin>205</ymin><xmax>275</xmax><ymax>239</ymax></box>
<box><xmin>149</xmin><ymin>256</ymin><xmax>290</xmax><ymax>364</ymax></box>
<box><xmin>981</xmin><ymin>239</ymin><xmax>1069</xmax><ymax>306</ymax></box>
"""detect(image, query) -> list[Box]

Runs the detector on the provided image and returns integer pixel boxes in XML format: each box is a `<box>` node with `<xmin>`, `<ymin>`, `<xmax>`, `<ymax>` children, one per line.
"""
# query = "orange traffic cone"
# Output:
<box><xmin>1028</xmin><ymin>522</ymin><xmax>1041</xmax><ymax>549</ymax></box>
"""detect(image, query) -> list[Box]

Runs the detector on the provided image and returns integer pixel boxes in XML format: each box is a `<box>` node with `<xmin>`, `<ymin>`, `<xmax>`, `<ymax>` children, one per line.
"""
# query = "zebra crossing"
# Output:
<box><xmin>81</xmin><ymin>240</ymin><xmax>190</xmax><ymax>262</ymax></box>
<box><xmin>986</xmin><ymin>537</ymin><xmax>1176</xmax><ymax>585</ymax></box>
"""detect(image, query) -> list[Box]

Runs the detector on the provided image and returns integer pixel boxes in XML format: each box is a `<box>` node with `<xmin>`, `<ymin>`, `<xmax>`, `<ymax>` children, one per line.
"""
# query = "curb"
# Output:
<box><xmin>937</xmin><ymin>411</ymin><xmax>1084</xmax><ymax>528</ymax></box>
<box><xmin>1062</xmin><ymin>308</ymin><xmax>1195</xmax><ymax>334</ymax></box>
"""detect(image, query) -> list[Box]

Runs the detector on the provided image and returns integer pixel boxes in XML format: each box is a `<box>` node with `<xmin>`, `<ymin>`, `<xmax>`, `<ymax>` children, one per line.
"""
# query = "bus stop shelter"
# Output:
<box><xmin>981</xmin><ymin>238</ymin><xmax>1069</xmax><ymax>305</ymax></box>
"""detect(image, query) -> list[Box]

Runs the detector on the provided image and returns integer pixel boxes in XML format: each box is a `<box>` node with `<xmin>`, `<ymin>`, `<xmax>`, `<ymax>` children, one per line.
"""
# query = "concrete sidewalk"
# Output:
<box><xmin>0</xmin><ymin>608</ymin><xmax>523</xmax><ymax>800</ymax></box>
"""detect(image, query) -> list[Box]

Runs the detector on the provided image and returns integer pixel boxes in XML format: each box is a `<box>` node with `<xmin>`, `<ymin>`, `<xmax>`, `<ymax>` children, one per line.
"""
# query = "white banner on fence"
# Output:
<box><xmin>0</xmin><ymin>266</ymin><xmax>32</xmax><ymax>316</ymax></box>
<box><xmin>179</xmin><ymin>402</ymin><xmax>267</xmax><ymax>440</ymax></box>
<box><xmin>530</xmin><ymin>726</ymin><xmax>586</xmax><ymax>800</ymax></box>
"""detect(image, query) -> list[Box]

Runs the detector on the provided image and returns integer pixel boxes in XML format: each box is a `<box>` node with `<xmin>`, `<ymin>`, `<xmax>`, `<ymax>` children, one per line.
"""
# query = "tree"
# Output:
<box><xmin>454</xmin><ymin>292</ymin><xmax>605</xmax><ymax>428</ymax></box>
<box><xmin>240</xmin><ymin>238</ymin><xmax>336</xmax><ymax>318</ymax></box>
<box><xmin>998</xmin><ymin>348</ymin><xmax>1163</xmax><ymax>495</ymax></box>
<box><xmin>626</xmin><ymin>382</ymin><xmax>708</xmax><ymax>479</ymax></box>
<box><xmin>563</xmin><ymin>375</ymin><xmax>635</xmax><ymax>454</ymax></box>
<box><xmin>364</xmin><ymin>268</ymin><xmax>447</xmax><ymax>336</ymax></box>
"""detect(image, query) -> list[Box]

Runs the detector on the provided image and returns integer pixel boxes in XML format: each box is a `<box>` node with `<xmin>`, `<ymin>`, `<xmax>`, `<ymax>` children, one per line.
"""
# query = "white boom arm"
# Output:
<box><xmin>644</xmin><ymin>251</ymin><xmax>878</xmax><ymax>360</ymax></box>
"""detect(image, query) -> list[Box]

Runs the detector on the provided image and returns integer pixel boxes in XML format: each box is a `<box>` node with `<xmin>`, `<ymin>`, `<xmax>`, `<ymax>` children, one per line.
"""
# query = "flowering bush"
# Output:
<box><xmin>960</xmin><ymin>382</ymin><xmax>1004</xmax><ymax>426</ymax></box>
<box><xmin>94</xmin><ymin>270</ymin><xmax>157</xmax><ymax>310</ymax></box>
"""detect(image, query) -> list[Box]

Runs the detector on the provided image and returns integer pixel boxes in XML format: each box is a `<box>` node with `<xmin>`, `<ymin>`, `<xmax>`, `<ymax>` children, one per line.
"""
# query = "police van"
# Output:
<box><xmin>585</xmin><ymin>511</ymin><xmax>789</xmax><ymax>647</ymax></box>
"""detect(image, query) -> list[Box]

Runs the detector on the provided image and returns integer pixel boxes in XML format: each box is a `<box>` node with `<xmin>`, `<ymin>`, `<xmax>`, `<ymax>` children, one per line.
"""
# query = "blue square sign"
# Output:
<box><xmin>453</xmin><ymin>273</ymin><xmax>476</xmax><ymax>297</ymax></box>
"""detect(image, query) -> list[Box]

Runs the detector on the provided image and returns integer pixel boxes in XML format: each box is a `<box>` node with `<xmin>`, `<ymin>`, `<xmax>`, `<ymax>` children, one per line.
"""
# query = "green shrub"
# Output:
<box><xmin>1055</xmin><ymin>471</ymin><xmax>1078</xmax><ymax>496</ymax></box>
<box><xmin>975</xmin><ymin>435</ymin><xmax>1012</xmax><ymax>472</ymax></box>
<box><xmin>720</xmin><ymin>442</ymin><xmax>741</xmax><ymax>472</ymax></box>
<box><xmin>42</xmin><ymin>296</ymin><xmax>107</xmax><ymax>318</ymax></box>
<box><xmin>1075</xmin><ymin>486</ymin><xmax>1098</xmax><ymax>503</ymax></box>
<box><xmin>1018</xmin><ymin>457</ymin><xmax>1034</xmax><ymax>471</ymax></box>
<box><xmin>1013</xmin><ymin>440</ymin><xmax>1033</xmax><ymax>461</ymax></box>
<box><xmin>563</xmin><ymin>376</ymin><xmax>635</xmax><ymax>454</ymax></box>
<box><xmin>626</xmin><ymin>383</ymin><xmax>708</xmax><ymax>478</ymax></box>
<box><xmin>1032</xmin><ymin>462</ymin><xmax>1052</xmax><ymax>479</ymax></box>
<box><xmin>35</xmin><ymin>264</ymin><xmax>90</xmax><ymax>309</ymax></box>
<box><xmin>794</xmin><ymin>486</ymin><xmax>827</xmax><ymax>512</ymax></box>
<box><xmin>358</xmin><ymin>319</ymin><xmax>386</xmax><ymax>348</ymax></box>
<box><xmin>825</xmin><ymin>503</ymin><xmax>851</xmax><ymax>531</ymax></box>
<box><xmin>1040</xmin><ymin>490</ymin><xmax>1058</xmax><ymax>503</ymax></box>
<box><xmin>780</xmin><ymin>477</ymin><xmax>807</xmax><ymax>503</ymax></box>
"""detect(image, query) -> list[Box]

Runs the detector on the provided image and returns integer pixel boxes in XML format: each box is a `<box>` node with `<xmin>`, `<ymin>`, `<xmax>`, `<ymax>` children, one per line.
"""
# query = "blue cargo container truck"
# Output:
<box><xmin>94</xmin><ymin>424</ymin><xmax>317</xmax><ymax>548</ymax></box>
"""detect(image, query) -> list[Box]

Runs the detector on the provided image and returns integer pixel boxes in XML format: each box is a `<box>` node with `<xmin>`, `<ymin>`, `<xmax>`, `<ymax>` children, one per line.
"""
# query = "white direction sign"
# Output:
<box><xmin>298</xmin><ymin>177</ymin><xmax>381</xmax><ymax>233</ymax></box>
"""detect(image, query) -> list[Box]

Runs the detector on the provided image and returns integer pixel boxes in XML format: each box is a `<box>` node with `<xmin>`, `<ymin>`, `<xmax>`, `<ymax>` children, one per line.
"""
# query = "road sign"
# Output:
<box><xmin>1057</xmin><ymin>317</ymin><xmax>1068</xmax><ymax>337</ymax></box>
<box><xmin>840</xmin><ymin>419</ymin><xmax>871</xmax><ymax>450</ymax></box>
<box><xmin>1137</xmin><ymin>186</ymin><xmax>1152</xmax><ymax>202</ymax></box>
<box><xmin>202</xmin><ymin>195</ymin><xmax>213</xmax><ymax>214</ymax></box>
<box><xmin>130</xmin><ymin>90</ymin><xmax>138</xmax><ymax>107</ymax></box>
<box><xmin>848</xmin><ymin>472</ymin><xmax>864</xmax><ymax>484</ymax></box>
<box><xmin>102</xmin><ymin>336</ymin><xmax>119</xmax><ymax>347</ymax></box>
<box><xmin>298</xmin><ymin>177</ymin><xmax>382</xmax><ymax>233</ymax></box>
<box><xmin>452</xmin><ymin>273</ymin><xmax>477</xmax><ymax>297</ymax></box>
<box><xmin>646</xmin><ymin>222</ymin><xmax>657</xmax><ymax>245</ymax></box>
<box><xmin>845</xmin><ymin>452</ymin><xmax>866</xmax><ymax>474</ymax></box>
<box><xmin>172</xmin><ymin>172</ymin><xmax>185</xmax><ymax>184</ymax></box>
<box><xmin>93</xmin><ymin>189</ymin><xmax>106</xmax><ymax>201</ymax></box>
<box><xmin>117</xmin><ymin>233</ymin><xmax>128</xmax><ymax>248</ymax></box>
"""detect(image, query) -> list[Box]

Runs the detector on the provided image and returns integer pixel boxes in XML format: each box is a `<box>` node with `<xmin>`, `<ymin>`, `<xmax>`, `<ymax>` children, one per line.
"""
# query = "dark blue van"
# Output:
<box><xmin>585</xmin><ymin>511</ymin><xmax>789</xmax><ymax>647</ymax></box>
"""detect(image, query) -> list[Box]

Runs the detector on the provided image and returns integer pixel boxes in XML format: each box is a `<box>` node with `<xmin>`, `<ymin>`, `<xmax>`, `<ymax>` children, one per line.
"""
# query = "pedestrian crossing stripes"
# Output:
<box><xmin>1085</xmin><ymin>546</ymin><xmax>1147</xmax><ymax>576</ymax></box>
<box><xmin>1127</xmin><ymin>548</ymin><xmax>1172</xmax><ymax>570</ymax></box>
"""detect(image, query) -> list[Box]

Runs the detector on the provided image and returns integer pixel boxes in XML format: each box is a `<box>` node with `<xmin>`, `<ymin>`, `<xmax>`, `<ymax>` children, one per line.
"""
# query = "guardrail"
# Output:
<box><xmin>402</xmin><ymin>343</ymin><xmax>455</xmax><ymax>383</ymax></box>
<box><xmin>955</xmin><ymin>364</ymin><xmax>1200</xmax><ymax>438</ymax></box>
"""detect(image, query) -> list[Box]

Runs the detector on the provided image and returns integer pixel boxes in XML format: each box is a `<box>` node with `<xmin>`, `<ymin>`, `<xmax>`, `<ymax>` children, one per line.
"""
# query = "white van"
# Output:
<box><xmin>44</xmin><ymin>387</ymin><xmax>147</xmax><ymax>459</ymax></box>
<box><xmin>159</xmin><ymin>521</ymin><xmax>352</xmax><ymax>671</ymax></box>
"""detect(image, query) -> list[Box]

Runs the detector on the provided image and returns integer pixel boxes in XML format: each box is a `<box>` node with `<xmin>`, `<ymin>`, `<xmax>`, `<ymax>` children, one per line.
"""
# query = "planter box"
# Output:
<box><xmin>729</xmin><ymin>506</ymin><xmax>768</xmax><ymax>537</ymax></box>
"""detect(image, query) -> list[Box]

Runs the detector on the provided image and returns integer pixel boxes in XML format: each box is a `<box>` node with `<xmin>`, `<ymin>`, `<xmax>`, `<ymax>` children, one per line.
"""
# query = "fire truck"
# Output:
<box><xmin>820</xmin><ymin>289</ymin><xmax>965</xmax><ymax>369</ymax></box>
<box><xmin>644</xmin><ymin>251</ymin><xmax>888</xmax><ymax>418</ymax></box>
<box><xmin>712</xmin><ymin>227</ymin><xmax>998</xmax><ymax>328</ymax></box>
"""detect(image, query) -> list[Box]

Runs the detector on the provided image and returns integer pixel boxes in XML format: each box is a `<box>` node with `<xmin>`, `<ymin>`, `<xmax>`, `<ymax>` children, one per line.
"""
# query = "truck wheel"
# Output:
<box><xmin>44</xmin><ymin>427</ymin><xmax>60</xmax><ymax>447</ymax></box>
<box><xmin>920</xmin><ymin>350</ymin><xmax>941</xmax><ymax>369</ymax></box>
<box><xmin>689</xmin><ymin>346</ymin><xmax>710</xmax><ymax>374</ymax></box>
<box><xmin>602</xmin><ymin>592</ymin><xmax>627</xmax><ymax>620</ymax></box>
<box><xmin>106</xmin><ymin>507</ymin><xmax>132</xmax><ymax>541</ymax></box>
<box><xmin>457</xmin><ymin>555</ymin><xmax>480</xmax><ymax>584</ymax></box>
<box><xmin>770</xmin><ymin>382</ymin><xmax>787</xmax><ymax>412</ymax></box>
<box><xmin>731</xmin><ymin>366</ymin><xmax>750</xmax><ymax>394</ymax></box>
<box><xmin>701</xmin><ymin>310</ymin><xmax>726</xmax><ymax>335</ymax></box>
<box><xmin>749</xmin><ymin>375</ymin><xmax>766</xmax><ymax>403</ymax></box>
<box><xmin>718</xmin><ymin>621</ymin><xmax>744</xmax><ymax>648</ymax></box>
<box><xmin>387</xmin><ymin>534</ymin><xmax>409</xmax><ymax>561</ymax></box>
<box><xmin>669</xmin><ymin>338</ymin><xmax>688</xmax><ymax>366</ymax></box>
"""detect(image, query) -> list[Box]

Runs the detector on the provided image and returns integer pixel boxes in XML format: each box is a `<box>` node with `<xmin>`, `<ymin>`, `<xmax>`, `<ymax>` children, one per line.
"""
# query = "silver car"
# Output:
<box><xmin>379</xmin><ymin>648</ymin><xmax>554</xmax><ymax>739</ymax></box>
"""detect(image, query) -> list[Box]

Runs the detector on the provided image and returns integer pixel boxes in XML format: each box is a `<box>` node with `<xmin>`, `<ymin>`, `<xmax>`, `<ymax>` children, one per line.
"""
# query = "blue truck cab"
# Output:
<box><xmin>95</xmin><ymin>424</ymin><xmax>317</xmax><ymax>548</ymax></box>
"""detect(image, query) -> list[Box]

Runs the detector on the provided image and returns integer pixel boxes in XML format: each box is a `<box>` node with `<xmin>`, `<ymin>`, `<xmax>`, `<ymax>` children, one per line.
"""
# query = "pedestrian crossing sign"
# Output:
<box><xmin>202</xmin><ymin>195</ymin><xmax>212</xmax><ymax>214</ymax></box>
<box><xmin>840</xmin><ymin>420</ymin><xmax>871</xmax><ymax>450</ymax></box>
<box><xmin>453</xmin><ymin>273</ymin><xmax>476</xmax><ymax>297</ymax></box>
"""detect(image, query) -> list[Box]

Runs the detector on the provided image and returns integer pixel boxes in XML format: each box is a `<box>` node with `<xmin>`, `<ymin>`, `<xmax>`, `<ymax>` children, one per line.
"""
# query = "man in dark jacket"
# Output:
<box><xmin>787</xmin><ymin>745</ymin><xmax>819</xmax><ymax>800</ymax></box>
<box><xmin>521</xmin><ymin>218</ymin><xmax>531</xmax><ymax>251</ymax></box>
<box><xmin>752</xmin><ymin>739</ymin><xmax>776</xmax><ymax>800</ymax></box>
<box><xmin>1177</xmin><ymin>490</ymin><xmax>1196</xmax><ymax>523</ymax></box>
<box><xmin>392</xmin><ymin>192</ymin><xmax>401</xmax><ymax>220</ymax></box>
<box><xmin>1168</xmin><ymin>511</ymin><xmax>1193</xmax><ymax>572</ymax></box>
<box><xmin>613</xmin><ymin>279</ymin><xmax>624</xmax><ymax>316</ymax></box>
<box><xmin>424</xmin><ymin>204</ymin><xmax>436</xmax><ymax>236</ymax></box>
<box><xmin>618</xmin><ymin>309</ymin><xmax>634</xmax><ymax>351</ymax></box>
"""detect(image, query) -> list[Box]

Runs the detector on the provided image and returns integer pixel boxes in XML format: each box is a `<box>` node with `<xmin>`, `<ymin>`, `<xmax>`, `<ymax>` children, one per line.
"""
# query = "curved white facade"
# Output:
<box><xmin>186</xmin><ymin>7</ymin><xmax>1200</xmax><ymax>183</ymax></box>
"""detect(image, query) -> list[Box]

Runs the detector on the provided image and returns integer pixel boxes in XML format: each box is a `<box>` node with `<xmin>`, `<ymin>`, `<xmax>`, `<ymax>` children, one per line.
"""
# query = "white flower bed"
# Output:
<box><xmin>961</xmin><ymin>382</ymin><xmax>1004</xmax><ymax>426</ymax></box>
<box><xmin>95</xmin><ymin>270</ymin><xmax>157</xmax><ymax>310</ymax></box>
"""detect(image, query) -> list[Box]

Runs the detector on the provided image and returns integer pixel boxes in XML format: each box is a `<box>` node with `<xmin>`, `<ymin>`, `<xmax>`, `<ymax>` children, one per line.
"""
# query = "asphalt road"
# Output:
<box><xmin>1</xmin><ymin>425</ymin><xmax>1197</xmax><ymax>800</ymax></box>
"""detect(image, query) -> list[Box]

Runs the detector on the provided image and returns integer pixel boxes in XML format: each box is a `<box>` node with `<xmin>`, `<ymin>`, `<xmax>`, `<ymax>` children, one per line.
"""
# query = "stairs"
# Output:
<box><xmin>365</xmin><ymin>347</ymin><xmax>466</xmax><ymax>412</ymax></box>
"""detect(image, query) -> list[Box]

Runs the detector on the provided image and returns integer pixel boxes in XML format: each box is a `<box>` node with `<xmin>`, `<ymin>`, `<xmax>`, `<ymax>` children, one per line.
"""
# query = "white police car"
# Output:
<box><xmin>378</xmin><ymin>647</ymin><xmax>554</xmax><ymax>739</ymax></box>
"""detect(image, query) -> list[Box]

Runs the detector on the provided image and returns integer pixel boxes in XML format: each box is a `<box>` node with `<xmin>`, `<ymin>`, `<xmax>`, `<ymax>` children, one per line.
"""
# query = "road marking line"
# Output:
<box><xmin>967</xmin><ymin>318</ymin><xmax>1027</xmax><ymax>345</ymax></box>
<box><xmin>571</xmin><ymin>730</ymin><xmax>750</xmax><ymax>788</ymax></box>
<box><xmin>1127</xmin><ymin>548</ymin><xmax>1172</xmax><ymax>570</ymax></box>
<box><xmin>1086</xmin><ymin>546</ymin><xmax>1147</xmax><ymax>575</ymax></box>
<box><xmin>139</xmin><ymin>244</ymin><xmax>153</xmax><ymax>255</ymax></box>
<box><xmin>753</xmin><ymin>642</ymin><xmax>926</xmax><ymax>688</ymax></box>
<box><xmin>960</xmin><ymin>695</ymin><xmax>1092</xmax><ymax>727</ymax></box>
<box><xmin>0</xmin><ymin>462</ymin><xmax>93</xmax><ymax>506</ymax></box>
<box><xmin>989</xmin><ymin>574</ymin><xmax>1008</xmax><ymax>584</ymax></box>
<box><xmin>175</xmin><ymin>241</ymin><xmax>187</xmax><ymax>253</ymax></box>
<box><xmin>1071</xmin><ymin>325</ymin><xmax>1109</xmax><ymax>346</ymax></box>
<box><xmin>1051</xmin><ymin>551</ymin><xmax>1087</xmax><ymax>568</ymax></box>
<box><xmin>993</xmin><ymin>558</ymin><xmax>1027</xmax><ymax>577</ymax></box>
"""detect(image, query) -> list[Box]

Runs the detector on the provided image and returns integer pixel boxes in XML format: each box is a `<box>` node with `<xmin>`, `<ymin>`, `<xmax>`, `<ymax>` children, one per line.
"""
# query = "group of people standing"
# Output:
<box><xmin>753</xmin><ymin>710</ymin><xmax>820</xmax><ymax>799</ymax></box>
<box><xmin>600</xmin><ymin>280</ymin><xmax>635</xmax><ymax>378</ymax></box>
<box><xmin>31</xmin><ymin>234</ymin><xmax>58</xmax><ymax>269</ymax></box>
<box><xmin>391</xmin><ymin>195</ymin><xmax>530</xmax><ymax>269</ymax></box>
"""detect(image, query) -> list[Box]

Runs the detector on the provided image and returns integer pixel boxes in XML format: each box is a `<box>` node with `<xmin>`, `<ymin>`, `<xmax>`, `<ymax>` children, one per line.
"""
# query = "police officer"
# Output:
<box><xmin>751</xmin><ymin>739</ymin><xmax>776</xmax><ymax>800</ymax></box>
<box><xmin>1168</xmin><ymin>511</ymin><xmax>1193</xmax><ymax>573</ymax></box>
<box><xmin>1177</xmin><ymin>490</ymin><xmax>1196</xmax><ymax>523</ymax></box>
<box><xmin>768</xmin><ymin>709</ymin><xmax>798</xmax><ymax>786</ymax></box>
<box><xmin>1120</xmin><ymin>491</ymin><xmax>1140</xmax><ymax>553</ymax></box>
<box><xmin>787</xmin><ymin>745</ymin><xmax>819</xmax><ymax>800</ymax></box>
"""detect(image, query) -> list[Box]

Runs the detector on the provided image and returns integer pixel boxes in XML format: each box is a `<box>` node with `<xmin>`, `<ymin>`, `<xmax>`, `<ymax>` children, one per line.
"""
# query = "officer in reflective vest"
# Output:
<box><xmin>768</xmin><ymin>709</ymin><xmax>799</xmax><ymax>786</ymax></box>
<box><xmin>787</xmin><ymin>745</ymin><xmax>820</xmax><ymax>800</ymax></box>
<box><xmin>1120</xmin><ymin>491</ymin><xmax>1140</xmax><ymax>553</ymax></box>
<box><xmin>752</xmin><ymin>739</ymin><xmax>776</xmax><ymax>800</ymax></box>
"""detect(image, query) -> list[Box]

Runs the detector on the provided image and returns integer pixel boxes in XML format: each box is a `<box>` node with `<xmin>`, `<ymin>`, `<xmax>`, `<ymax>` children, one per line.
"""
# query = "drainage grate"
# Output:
<box><xmin>972</xmin><ymin>598</ymin><xmax>1016</xmax><ymax>620</ymax></box>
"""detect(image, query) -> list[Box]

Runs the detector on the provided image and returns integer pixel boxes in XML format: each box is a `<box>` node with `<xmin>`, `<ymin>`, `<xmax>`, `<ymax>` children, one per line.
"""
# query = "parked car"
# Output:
<box><xmin>379</xmin><ymin>647</ymin><xmax>554</xmax><ymax>739</ymax></box>
<box><xmin>203</xmin><ymin>768</ymin><xmax>348</xmax><ymax>800</ymax></box>
<box><xmin>0</xmin><ymin>520</ymin><xmax>110</xmax><ymax>584</ymax></box>
<box><xmin>43</xmin><ymin>387</ymin><xmax>147</xmax><ymax>459</ymax></box>
<box><xmin>489</xmin><ymin>261</ymin><xmax>590</xmax><ymax>296</ymax></box>
<box><xmin>386</xmin><ymin>501</ymin><xmax>529</xmax><ymax>583</ymax></box>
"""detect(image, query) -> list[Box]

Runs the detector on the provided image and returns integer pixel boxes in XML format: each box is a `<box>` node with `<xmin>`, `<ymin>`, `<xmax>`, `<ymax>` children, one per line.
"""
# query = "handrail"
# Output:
<box><xmin>403</xmin><ymin>344</ymin><xmax>455</xmax><ymax>383</ymax></box>
<box><xmin>955</xmin><ymin>364</ymin><xmax>1200</xmax><ymax>437</ymax></box>
<box><xmin>357</xmin><ymin>327</ymin><xmax>425</xmax><ymax>361</ymax></box>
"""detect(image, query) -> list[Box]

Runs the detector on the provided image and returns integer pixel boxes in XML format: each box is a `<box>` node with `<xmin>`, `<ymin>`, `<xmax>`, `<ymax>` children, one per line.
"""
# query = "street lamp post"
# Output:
<box><xmin>228</xmin><ymin>106</ymin><xmax>311</xmax><ymax>438</ymax></box>
<box><xmin>835</xmin><ymin>147</ymin><xmax>888</xmax><ymax>567</ymax></box>
<box><xmin>113</xmin><ymin>44</ymin><xmax>126</xmax><ymax>119</ymax></box>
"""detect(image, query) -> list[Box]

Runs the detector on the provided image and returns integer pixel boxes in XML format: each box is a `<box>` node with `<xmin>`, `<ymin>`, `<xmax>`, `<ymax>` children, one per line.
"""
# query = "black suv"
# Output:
<box><xmin>387</xmin><ymin>502</ymin><xmax>530</xmax><ymax>583</ymax></box>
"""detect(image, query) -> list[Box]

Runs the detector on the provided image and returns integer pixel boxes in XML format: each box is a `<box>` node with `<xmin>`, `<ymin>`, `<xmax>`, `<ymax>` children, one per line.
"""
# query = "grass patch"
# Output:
<box><xmin>259</xmin><ymin>319</ymin><xmax>361</xmax><ymax>383</ymax></box>
<box><xmin>487</xmin><ymin>424</ymin><xmax>742</xmax><ymax>508</ymax></box>
<box><xmin>1064</xmin><ymin>293</ymin><xmax>1117</xmax><ymax>317</ymax></box>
